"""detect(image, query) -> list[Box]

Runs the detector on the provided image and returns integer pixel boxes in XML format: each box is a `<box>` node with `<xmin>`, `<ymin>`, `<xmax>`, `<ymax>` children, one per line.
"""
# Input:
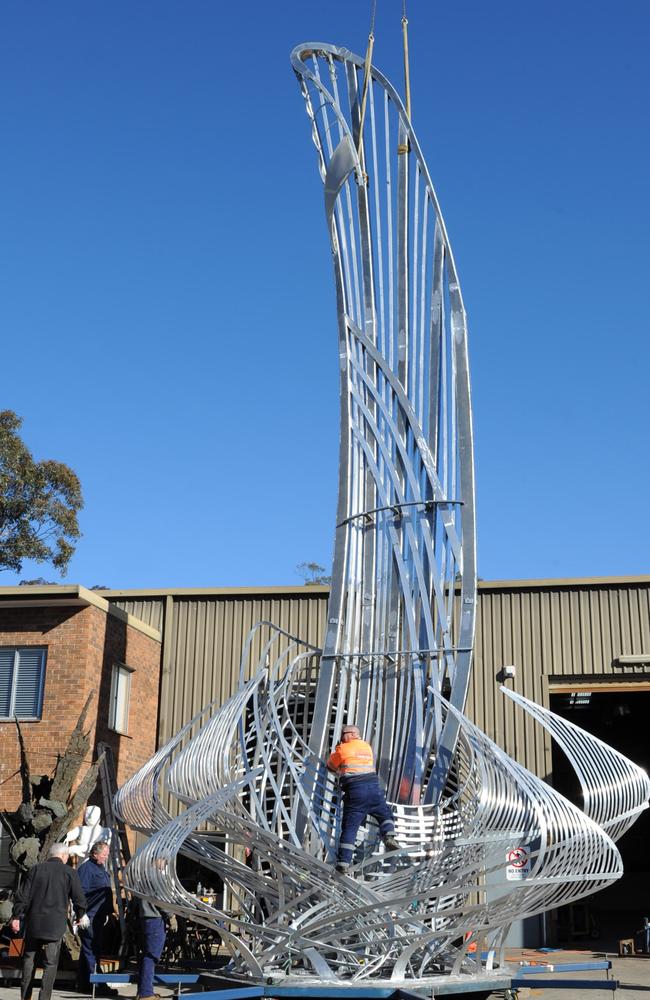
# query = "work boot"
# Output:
<box><xmin>335</xmin><ymin>861</ymin><xmax>350</xmax><ymax>874</ymax></box>
<box><xmin>383</xmin><ymin>835</ymin><xmax>400</xmax><ymax>852</ymax></box>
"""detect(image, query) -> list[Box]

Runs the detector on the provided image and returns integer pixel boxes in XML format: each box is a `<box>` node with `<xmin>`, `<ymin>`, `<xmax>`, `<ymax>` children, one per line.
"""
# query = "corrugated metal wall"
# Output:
<box><xmin>469</xmin><ymin>580</ymin><xmax>650</xmax><ymax>780</ymax></box>
<box><xmin>107</xmin><ymin>597</ymin><xmax>165</xmax><ymax>632</ymax></box>
<box><xmin>161</xmin><ymin>594</ymin><xmax>327</xmax><ymax>745</ymax></box>
<box><xmin>107</xmin><ymin>578</ymin><xmax>650</xmax><ymax>783</ymax></box>
<box><xmin>108</xmin><ymin>590</ymin><xmax>328</xmax><ymax>746</ymax></box>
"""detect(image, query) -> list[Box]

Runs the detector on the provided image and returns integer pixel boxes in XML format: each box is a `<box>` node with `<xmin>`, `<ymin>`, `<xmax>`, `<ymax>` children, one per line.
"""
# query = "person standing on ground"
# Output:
<box><xmin>9</xmin><ymin>843</ymin><xmax>88</xmax><ymax>1000</ymax></box>
<box><xmin>131</xmin><ymin>856</ymin><xmax>170</xmax><ymax>1000</ymax></box>
<box><xmin>77</xmin><ymin>840</ymin><xmax>114</xmax><ymax>994</ymax></box>
<box><xmin>327</xmin><ymin>724</ymin><xmax>399</xmax><ymax>873</ymax></box>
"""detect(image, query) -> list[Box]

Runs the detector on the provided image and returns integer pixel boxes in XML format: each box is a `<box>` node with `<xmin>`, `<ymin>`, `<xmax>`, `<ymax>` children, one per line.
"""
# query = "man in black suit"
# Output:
<box><xmin>10</xmin><ymin>843</ymin><xmax>88</xmax><ymax>1000</ymax></box>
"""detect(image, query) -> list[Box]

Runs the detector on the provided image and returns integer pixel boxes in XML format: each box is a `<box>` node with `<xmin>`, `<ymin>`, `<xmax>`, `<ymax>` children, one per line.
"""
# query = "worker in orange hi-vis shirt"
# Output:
<box><xmin>327</xmin><ymin>724</ymin><xmax>399</xmax><ymax>874</ymax></box>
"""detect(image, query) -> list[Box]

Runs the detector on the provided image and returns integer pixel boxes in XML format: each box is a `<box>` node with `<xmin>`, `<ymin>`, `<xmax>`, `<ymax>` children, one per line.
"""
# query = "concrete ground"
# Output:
<box><xmin>0</xmin><ymin>986</ymin><xmax>175</xmax><ymax>1000</ymax></box>
<box><xmin>485</xmin><ymin>947</ymin><xmax>650</xmax><ymax>998</ymax></box>
<box><xmin>0</xmin><ymin>952</ymin><xmax>648</xmax><ymax>999</ymax></box>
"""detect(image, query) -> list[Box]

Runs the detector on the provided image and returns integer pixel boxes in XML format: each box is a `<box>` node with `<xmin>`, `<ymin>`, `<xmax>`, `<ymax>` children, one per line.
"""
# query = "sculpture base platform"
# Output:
<box><xmin>197</xmin><ymin>971</ymin><xmax>513</xmax><ymax>998</ymax></box>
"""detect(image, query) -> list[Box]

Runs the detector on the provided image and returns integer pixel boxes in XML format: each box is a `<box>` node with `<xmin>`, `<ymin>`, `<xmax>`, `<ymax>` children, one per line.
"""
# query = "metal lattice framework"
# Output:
<box><xmin>116</xmin><ymin>43</ymin><xmax>650</xmax><ymax>988</ymax></box>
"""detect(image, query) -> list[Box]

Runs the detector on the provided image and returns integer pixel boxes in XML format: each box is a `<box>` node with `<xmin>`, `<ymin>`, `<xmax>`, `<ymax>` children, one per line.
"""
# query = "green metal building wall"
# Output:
<box><xmin>103</xmin><ymin>576</ymin><xmax>650</xmax><ymax>782</ymax></box>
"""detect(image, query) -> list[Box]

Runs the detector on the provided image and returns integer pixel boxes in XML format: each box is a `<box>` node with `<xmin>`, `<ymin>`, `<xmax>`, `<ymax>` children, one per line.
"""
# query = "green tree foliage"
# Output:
<box><xmin>0</xmin><ymin>411</ymin><xmax>83</xmax><ymax>575</ymax></box>
<box><xmin>296</xmin><ymin>561</ymin><xmax>332</xmax><ymax>586</ymax></box>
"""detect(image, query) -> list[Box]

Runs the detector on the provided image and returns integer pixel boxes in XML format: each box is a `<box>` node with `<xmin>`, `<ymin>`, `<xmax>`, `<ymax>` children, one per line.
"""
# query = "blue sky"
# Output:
<box><xmin>1</xmin><ymin>1</ymin><xmax>648</xmax><ymax>589</ymax></box>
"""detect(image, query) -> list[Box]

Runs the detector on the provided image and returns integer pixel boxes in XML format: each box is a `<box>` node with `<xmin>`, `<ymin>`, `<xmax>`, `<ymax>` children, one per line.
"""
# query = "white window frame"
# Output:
<box><xmin>108</xmin><ymin>663</ymin><xmax>133</xmax><ymax>735</ymax></box>
<box><xmin>0</xmin><ymin>647</ymin><xmax>47</xmax><ymax>721</ymax></box>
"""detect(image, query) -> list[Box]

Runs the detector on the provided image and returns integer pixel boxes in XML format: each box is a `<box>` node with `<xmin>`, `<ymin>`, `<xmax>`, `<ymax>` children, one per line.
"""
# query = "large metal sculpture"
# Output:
<box><xmin>116</xmin><ymin>41</ymin><xmax>650</xmax><ymax>988</ymax></box>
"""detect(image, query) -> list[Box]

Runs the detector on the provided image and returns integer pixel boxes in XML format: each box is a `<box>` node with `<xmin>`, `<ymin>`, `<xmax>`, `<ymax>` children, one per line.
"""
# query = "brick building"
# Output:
<box><xmin>0</xmin><ymin>585</ymin><xmax>161</xmax><ymax>880</ymax></box>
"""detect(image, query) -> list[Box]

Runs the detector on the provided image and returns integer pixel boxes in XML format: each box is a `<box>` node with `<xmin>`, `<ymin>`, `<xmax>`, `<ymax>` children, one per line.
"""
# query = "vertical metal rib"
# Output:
<box><xmin>290</xmin><ymin>44</ymin><xmax>477</xmax><ymax>808</ymax></box>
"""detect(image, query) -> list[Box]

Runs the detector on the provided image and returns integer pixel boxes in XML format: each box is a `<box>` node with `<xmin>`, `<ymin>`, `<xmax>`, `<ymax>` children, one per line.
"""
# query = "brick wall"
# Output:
<box><xmin>0</xmin><ymin>603</ymin><xmax>161</xmax><ymax>820</ymax></box>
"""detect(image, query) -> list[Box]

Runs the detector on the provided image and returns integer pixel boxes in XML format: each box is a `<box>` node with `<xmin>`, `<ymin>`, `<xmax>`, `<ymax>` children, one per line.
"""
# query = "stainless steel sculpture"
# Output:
<box><xmin>116</xmin><ymin>42</ymin><xmax>650</xmax><ymax>989</ymax></box>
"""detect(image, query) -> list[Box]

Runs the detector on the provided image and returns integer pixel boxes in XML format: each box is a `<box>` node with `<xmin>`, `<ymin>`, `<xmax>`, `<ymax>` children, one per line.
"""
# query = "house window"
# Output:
<box><xmin>0</xmin><ymin>647</ymin><xmax>47</xmax><ymax>720</ymax></box>
<box><xmin>108</xmin><ymin>664</ymin><xmax>133</xmax><ymax>734</ymax></box>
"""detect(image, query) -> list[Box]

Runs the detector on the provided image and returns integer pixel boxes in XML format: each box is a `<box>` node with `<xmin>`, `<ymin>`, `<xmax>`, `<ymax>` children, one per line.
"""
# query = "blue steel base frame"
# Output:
<box><xmin>183</xmin><ymin>971</ymin><xmax>618</xmax><ymax>999</ymax></box>
<box><xmin>191</xmin><ymin>981</ymin><xmax>515</xmax><ymax>999</ymax></box>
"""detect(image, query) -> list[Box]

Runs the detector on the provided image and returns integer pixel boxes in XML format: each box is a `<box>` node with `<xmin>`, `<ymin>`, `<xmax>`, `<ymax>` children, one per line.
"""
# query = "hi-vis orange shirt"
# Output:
<box><xmin>327</xmin><ymin>738</ymin><xmax>376</xmax><ymax>778</ymax></box>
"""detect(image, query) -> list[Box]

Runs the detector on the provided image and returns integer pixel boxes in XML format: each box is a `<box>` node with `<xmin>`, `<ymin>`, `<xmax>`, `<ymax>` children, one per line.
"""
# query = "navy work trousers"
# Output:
<box><xmin>77</xmin><ymin>904</ymin><xmax>115</xmax><ymax>991</ymax></box>
<box><xmin>137</xmin><ymin>916</ymin><xmax>166</xmax><ymax>998</ymax></box>
<box><xmin>77</xmin><ymin>915</ymin><xmax>104</xmax><ymax>991</ymax></box>
<box><xmin>338</xmin><ymin>774</ymin><xmax>395</xmax><ymax>864</ymax></box>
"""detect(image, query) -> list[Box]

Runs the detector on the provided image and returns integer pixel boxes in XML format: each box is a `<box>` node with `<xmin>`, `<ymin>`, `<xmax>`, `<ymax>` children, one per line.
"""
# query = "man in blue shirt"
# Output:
<box><xmin>77</xmin><ymin>841</ymin><xmax>114</xmax><ymax>995</ymax></box>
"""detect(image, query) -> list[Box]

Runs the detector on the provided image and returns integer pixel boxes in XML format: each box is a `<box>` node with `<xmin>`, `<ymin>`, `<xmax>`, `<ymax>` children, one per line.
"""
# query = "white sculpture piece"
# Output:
<box><xmin>114</xmin><ymin>40</ymin><xmax>650</xmax><ymax>990</ymax></box>
<box><xmin>65</xmin><ymin>805</ymin><xmax>111</xmax><ymax>859</ymax></box>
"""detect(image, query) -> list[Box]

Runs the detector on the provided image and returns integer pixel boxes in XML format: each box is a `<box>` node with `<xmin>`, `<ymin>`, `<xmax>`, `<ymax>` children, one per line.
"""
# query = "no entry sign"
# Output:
<box><xmin>506</xmin><ymin>846</ymin><xmax>531</xmax><ymax>880</ymax></box>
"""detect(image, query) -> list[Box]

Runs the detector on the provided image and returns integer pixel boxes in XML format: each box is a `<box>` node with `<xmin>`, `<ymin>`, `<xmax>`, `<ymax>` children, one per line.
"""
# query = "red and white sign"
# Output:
<box><xmin>506</xmin><ymin>846</ymin><xmax>531</xmax><ymax>880</ymax></box>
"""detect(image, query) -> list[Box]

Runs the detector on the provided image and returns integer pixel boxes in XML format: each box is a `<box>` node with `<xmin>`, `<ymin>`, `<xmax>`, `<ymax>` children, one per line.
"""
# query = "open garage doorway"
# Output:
<box><xmin>550</xmin><ymin>687</ymin><xmax>650</xmax><ymax>951</ymax></box>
